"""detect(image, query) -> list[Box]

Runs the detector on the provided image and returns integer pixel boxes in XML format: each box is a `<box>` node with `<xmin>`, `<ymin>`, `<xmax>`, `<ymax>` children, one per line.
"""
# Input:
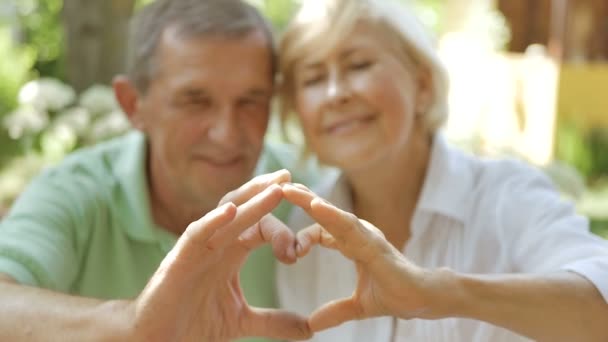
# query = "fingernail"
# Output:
<box><xmin>273</xmin><ymin>169</ymin><xmax>289</xmax><ymax>177</ymax></box>
<box><xmin>206</xmin><ymin>202</ymin><xmax>235</xmax><ymax>221</ymax></box>
<box><xmin>220</xmin><ymin>201</ymin><xmax>233</xmax><ymax>211</ymax></box>
<box><xmin>215</xmin><ymin>202</ymin><xmax>234</xmax><ymax>215</ymax></box>
<box><xmin>268</xmin><ymin>183</ymin><xmax>281</xmax><ymax>192</ymax></box>
<box><xmin>311</xmin><ymin>198</ymin><xmax>329</xmax><ymax>207</ymax></box>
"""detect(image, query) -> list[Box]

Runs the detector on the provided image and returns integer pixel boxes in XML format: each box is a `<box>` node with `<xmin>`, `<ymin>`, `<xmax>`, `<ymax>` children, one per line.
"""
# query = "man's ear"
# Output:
<box><xmin>113</xmin><ymin>75</ymin><xmax>144</xmax><ymax>130</ymax></box>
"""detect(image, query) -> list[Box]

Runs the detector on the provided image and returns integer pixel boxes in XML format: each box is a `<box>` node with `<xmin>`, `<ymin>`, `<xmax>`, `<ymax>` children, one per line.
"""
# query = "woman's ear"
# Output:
<box><xmin>112</xmin><ymin>75</ymin><xmax>144</xmax><ymax>130</ymax></box>
<box><xmin>415</xmin><ymin>67</ymin><xmax>433</xmax><ymax>116</ymax></box>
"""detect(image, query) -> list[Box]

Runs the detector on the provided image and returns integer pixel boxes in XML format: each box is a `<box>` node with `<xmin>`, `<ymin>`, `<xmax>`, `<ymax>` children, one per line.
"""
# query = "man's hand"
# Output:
<box><xmin>131</xmin><ymin>170</ymin><xmax>311</xmax><ymax>342</ymax></box>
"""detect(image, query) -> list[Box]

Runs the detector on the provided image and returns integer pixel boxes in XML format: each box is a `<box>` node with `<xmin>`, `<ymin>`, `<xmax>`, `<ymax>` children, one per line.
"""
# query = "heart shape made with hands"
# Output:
<box><xmin>201</xmin><ymin>169</ymin><xmax>431</xmax><ymax>339</ymax></box>
<box><xmin>246</xmin><ymin>181</ymin><xmax>433</xmax><ymax>334</ymax></box>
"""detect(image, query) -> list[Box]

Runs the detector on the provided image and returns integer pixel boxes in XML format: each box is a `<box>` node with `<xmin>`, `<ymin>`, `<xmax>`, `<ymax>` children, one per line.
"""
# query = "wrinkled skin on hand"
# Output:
<box><xmin>283</xmin><ymin>183</ymin><xmax>437</xmax><ymax>333</ymax></box>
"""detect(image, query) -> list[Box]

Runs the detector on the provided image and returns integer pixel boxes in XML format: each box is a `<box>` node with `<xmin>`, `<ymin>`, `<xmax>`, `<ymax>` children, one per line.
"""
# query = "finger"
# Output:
<box><xmin>308</xmin><ymin>297</ymin><xmax>362</xmax><ymax>332</ymax></box>
<box><xmin>207</xmin><ymin>184</ymin><xmax>283</xmax><ymax>250</ymax></box>
<box><xmin>309</xmin><ymin>199</ymin><xmax>389</xmax><ymax>262</ymax></box>
<box><xmin>238</xmin><ymin>215</ymin><xmax>297</xmax><ymax>264</ymax></box>
<box><xmin>220</xmin><ymin>169</ymin><xmax>291</xmax><ymax>206</ymax></box>
<box><xmin>291</xmin><ymin>182</ymin><xmax>315</xmax><ymax>193</ymax></box>
<box><xmin>295</xmin><ymin>224</ymin><xmax>338</xmax><ymax>257</ymax></box>
<box><xmin>169</xmin><ymin>202</ymin><xmax>237</xmax><ymax>264</ymax></box>
<box><xmin>282</xmin><ymin>183</ymin><xmax>316</xmax><ymax>210</ymax></box>
<box><xmin>309</xmin><ymin>198</ymin><xmax>358</xmax><ymax>243</ymax></box>
<box><xmin>242</xmin><ymin>307</ymin><xmax>312</xmax><ymax>341</ymax></box>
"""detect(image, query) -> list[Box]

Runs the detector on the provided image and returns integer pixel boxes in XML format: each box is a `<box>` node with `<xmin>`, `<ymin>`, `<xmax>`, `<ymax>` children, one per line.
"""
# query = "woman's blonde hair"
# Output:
<box><xmin>278</xmin><ymin>0</ymin><xmax>449</xmax><ymax>139</ymax></box>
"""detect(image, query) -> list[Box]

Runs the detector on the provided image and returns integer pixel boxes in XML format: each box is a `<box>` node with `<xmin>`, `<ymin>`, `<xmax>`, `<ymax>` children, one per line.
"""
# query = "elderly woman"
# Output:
<box><xmin>275</xmin><ymin>0</ymin><xmax>608</xmax><ymax>341</ymax></box>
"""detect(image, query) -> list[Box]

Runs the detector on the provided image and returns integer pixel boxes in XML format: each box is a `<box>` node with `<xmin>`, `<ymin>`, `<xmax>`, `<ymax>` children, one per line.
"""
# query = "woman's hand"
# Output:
<box><xmin>282</xmin><ymin>183</ymin><xmax>446</xmax><ymax>332</ymax></box>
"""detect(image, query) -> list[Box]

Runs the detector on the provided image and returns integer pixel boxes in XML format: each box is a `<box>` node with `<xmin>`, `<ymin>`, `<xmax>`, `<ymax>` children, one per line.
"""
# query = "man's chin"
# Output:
<box><xmin>189</xmin><ymin>174</ymin><xmax>253</xmax><ymax>202</ymax></box>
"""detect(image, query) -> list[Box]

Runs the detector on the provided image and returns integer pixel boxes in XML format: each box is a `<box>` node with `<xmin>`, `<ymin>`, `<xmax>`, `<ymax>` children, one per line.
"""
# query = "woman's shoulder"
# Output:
<box><xmin>476</xmin><ymin>157</ymin><xmax>554</xmax><ymax>192</ymax></box>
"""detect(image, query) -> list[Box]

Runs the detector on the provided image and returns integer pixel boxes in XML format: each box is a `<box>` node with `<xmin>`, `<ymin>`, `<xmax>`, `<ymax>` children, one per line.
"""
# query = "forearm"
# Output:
<box><xmin>0</xmin><ymin>277</ymin><xmax>133</xmax><ymax>341</ymax></box>
<box><xmin>432</xmin><ymin>270</ymin><xmax>608</xmax><ymax>342</ymax></box>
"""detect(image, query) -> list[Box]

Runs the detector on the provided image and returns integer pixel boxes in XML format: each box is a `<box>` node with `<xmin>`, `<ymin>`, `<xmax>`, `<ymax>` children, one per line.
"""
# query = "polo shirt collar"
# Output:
<box><xmin>112</xmin><ymin>130</ymin><xmax>172</xmax><ymax>243</ymax></box>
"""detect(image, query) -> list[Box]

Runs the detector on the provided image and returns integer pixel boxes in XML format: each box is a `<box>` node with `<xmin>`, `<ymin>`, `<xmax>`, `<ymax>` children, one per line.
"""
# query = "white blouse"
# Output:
<box><xmin>277</xmin><ymin>135</ymin><xmax>608</xmax><ymax>342</ymax></box>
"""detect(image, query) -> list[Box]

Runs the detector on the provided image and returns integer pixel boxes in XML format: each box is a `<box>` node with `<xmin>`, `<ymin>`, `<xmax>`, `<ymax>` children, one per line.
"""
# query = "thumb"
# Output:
<box><xmin>309</xmin><ymin>297</ymin><xmax>362</xmax><ymax>332</ymax></box>
<box><xmin>241</xmin><ymin>307</ymin><xmax>312</xmax><ymax>340</ymax></box>
<box><xmin>296</xmin><ymin>223</ymin><xmax>338</xmax><ymax>257</ymax></box>
<box><xmin>239</xmin><ymin>215</ymin><xmax>297</xmax><ymax>264</ymax></box>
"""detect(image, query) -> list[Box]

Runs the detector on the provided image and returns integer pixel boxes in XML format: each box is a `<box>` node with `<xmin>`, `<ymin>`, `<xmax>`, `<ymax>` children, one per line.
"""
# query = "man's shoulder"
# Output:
<box><xmin>46</xmin><ymin>131</ymin><xmax>144</xmax><ymax>185</ymax></box>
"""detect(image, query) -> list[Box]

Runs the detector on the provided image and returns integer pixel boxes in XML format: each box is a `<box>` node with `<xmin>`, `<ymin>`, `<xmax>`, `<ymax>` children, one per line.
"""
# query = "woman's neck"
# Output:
<box><xmin>347</xmin><ymin>130</ymin><xmax>432</xmax><ymax>250</ymax></box>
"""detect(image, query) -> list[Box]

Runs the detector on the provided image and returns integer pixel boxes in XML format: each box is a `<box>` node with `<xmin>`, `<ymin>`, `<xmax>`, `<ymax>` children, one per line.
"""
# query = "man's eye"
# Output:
<box><xmin>238</xmin><ymin>98</ymin><xmax>262</xmax><ymax>109</ymax></box>
<box><xmin>185</xmin><ymin>98</ymin><xmax>212</xmax><ymax>108</ymax></box>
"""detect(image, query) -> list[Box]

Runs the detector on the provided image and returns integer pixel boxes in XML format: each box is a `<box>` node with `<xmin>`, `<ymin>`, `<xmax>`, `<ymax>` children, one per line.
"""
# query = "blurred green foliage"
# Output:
<box><xmin>591</xmin><ymin>220</ymin><xmax>608</xmax><ymax>239</ymax></box>
<box><xmin>0</xmin><ymin>26</ymin><xmax>37</xmax><ymax>164</ymax></box>
<box><xmin>555</xmin><ymin>120</ymin><xmax>608</xmax><ymax>184</ymax></box>
<box><xmin>15</xmin><ymin>0</ymin><xmax>64</xmax><ymax>80</ymax></box>
<box><xmin>250</xmin><ymin>0</ymin><xmax>301</xmax><ymax>32</ymax></box>
<box><xmin>0</xmin><ymin>0</ymin><xmax>64</xmax><ymax>164</ymax></box>
<box><xmin>0</xmin><ymin>28</ymin><xmax>36</xmax><ymax>117</ymax></box>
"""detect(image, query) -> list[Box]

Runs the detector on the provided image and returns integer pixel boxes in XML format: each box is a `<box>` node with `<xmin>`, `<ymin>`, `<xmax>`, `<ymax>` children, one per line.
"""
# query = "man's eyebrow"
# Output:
<box><xmin>245</xmin><ymin>89</ymin><xmax>272</xmax><ymax>99</ymax></box>
<box><xmin>178</xmin><ymin>88</ymin><xmax>210</xmax><ymax>99</ymax></box>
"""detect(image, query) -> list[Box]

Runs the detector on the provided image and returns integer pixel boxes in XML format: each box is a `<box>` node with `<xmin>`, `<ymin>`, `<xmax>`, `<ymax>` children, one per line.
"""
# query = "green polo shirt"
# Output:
<box><xmin>0</xmin><ymin>131</ymin><xmax>319</xmax><ymax>341</ymax></box>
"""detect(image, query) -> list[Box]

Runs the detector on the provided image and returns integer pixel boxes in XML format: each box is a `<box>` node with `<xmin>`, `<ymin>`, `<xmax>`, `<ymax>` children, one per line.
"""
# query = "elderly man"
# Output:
<box><xmin>0</xmin><ymin>0</ymin><xmax>315</xmax><ymax>341</ymax></box>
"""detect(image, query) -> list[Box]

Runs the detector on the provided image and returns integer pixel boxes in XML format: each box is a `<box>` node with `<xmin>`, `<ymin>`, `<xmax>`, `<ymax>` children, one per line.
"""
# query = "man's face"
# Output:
<box><xmin>135</xmin><ymin>28</ymin><xmax>274</xmax><ymax>208</ymax></box>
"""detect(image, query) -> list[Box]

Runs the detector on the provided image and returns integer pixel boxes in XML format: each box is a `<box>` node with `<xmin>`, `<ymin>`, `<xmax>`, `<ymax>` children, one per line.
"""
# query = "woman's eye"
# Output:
<box><xmin>302</xmin><ymin>74</ymin><xmax>325</xmax><ymax>86</ymax></box>
<box><xmin>349</xmin><ymin>61</ymin><xmax>372</xmax><ymax>71</ymax></box>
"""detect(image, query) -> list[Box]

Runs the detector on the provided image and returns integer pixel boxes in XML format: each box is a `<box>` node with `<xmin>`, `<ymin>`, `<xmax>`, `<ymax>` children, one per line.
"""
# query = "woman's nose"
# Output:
<box><xmin>326</xmin><ymin>70</ymin><xmax>351</xmax><ymax>105</ymax></box>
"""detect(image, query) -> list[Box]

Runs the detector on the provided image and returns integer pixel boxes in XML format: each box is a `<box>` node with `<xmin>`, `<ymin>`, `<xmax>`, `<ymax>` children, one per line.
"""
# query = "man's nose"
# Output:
<box><xmin>207</xmin><ymin>107</ymin><xmax>241</xmax><ymax>146</ymax></box>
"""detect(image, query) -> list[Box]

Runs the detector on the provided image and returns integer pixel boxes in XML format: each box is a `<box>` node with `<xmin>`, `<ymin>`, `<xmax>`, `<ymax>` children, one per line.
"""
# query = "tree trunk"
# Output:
<box><xmin>62</xmin><ymin>0</ymin><xmax>136</xmax><ymax>93</ymax></box>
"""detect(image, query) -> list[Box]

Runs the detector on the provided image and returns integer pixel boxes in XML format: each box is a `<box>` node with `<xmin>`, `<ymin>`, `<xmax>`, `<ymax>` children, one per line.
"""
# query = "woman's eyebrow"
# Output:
<box><xmin>339</xmin><ymin>48</ymin><xmax>359</xmax><ymax>58</ymax></box>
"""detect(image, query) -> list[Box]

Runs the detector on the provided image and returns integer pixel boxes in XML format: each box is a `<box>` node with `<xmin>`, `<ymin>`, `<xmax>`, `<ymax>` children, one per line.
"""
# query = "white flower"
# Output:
<box><xmin>79</xmin><ymin>85</ymin><xmax>118</xmax><ymax>115</ymax></box>
<box><xmin>54</xmin><ymin>107</ymin><xmax>91</xmax><ymax>136</ymax></box>
<box><xmin>3</xmin><ymin>106</ymin><xmax>49</xmax><ymax>139</ymax></box>
<box><xmin>41</xmin><ymin>123</ymin><xmax>77</xmax><ymax>160</ymax></box>
<box><xmin>18</xmin><ymin>78</ymin><xmax>76</xmax><ymax>112</ymax></box>
<box><xmin>90</xmin><ymin>109</ymin><xmax>130</xmax><ymax>141</ymax></box>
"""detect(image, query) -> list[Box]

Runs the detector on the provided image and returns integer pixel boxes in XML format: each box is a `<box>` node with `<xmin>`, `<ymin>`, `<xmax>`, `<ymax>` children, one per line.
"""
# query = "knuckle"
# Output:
<box><xmin>345</xmin><ymin>212</ymin><xmax>359</xmax><ymax>225</ymax></box>
<box><xmin>361</xmin><ymin>220</ymin><xmax>385</xmax><ymax>239</ymax></box>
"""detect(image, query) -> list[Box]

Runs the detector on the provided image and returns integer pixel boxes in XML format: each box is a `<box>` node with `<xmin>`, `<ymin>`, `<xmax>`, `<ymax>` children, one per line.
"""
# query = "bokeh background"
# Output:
<box><xmin>0</xmin><ymin>0</ymin><xmax>606</xmax><ymax>237</ymax></box>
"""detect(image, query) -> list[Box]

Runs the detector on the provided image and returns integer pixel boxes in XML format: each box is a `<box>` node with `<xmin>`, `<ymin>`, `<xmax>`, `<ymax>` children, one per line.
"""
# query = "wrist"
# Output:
<box><xmin>419</xmin><ymin>267</ymin><xmax>469</xmax><ymax>320</ymax></box>
<box><xmin>94</xmin><ymin>299</ymin><xmax>137</xmax><ymax>342</ymax></box>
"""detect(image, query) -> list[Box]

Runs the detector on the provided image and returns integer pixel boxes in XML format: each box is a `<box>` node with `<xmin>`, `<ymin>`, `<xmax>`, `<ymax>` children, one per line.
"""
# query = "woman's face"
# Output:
<box><xmin>293</xmin><ymin>23</ymin><xmax>430</xmax><ymax>172</ymax></box>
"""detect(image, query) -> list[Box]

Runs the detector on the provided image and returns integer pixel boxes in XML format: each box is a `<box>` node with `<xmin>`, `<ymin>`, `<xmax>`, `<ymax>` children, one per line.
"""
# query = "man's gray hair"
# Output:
<box><xmin>127</xmin><ymin>0</ymin><xmax>276</xmax><ymax>93</ymax></box>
